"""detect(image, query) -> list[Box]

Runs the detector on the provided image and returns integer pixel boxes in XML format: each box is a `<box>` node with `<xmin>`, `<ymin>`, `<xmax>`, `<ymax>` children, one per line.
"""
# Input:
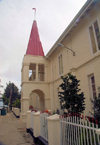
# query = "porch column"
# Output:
<box><xmin>36</xmin><ymin>64</ymin><xmax>38</xmax><ymax>81</ymax></box>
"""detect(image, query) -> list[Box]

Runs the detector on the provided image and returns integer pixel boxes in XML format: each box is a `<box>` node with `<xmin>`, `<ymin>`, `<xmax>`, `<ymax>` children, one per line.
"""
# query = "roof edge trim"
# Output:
<box><xmin>46</xmin><ymin>0</ymin><xmax>95</xmax><ymax>58</ymax></box>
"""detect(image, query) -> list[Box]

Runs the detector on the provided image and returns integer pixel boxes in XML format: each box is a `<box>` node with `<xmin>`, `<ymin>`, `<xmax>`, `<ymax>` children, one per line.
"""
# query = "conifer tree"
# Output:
<box><xmin>92</xmin><ymin>93</ymin><xmax>100</xmax><ymax>123</ymax></box>
<box><xmin>58</xmin><ymin>73</ymin><xmax>85</xmax><ymax>114</ymax></box>
<box><xmin>3</xmin><ymin>82</ymin><xmax>21</xmax><ymax>109</ymax></box>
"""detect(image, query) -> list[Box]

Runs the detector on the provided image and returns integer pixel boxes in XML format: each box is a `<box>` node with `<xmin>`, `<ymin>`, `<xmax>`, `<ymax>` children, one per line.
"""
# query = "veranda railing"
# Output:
<box><xmin>60</xmin><ymin>114</ymin><xmax>100</xmax><ymax>145</ymax></box>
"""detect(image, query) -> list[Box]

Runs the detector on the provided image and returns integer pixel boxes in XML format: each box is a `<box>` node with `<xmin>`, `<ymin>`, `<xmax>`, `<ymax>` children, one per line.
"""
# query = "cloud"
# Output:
<box><xmin>0</xmin><ymin>0</ymin><xmax>87</xmax><ymax>91</ymax></box>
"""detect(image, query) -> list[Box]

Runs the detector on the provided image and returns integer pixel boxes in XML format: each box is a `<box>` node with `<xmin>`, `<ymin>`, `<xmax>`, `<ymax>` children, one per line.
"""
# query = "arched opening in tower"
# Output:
<box><xmin>29</xmin><ymin>89</ymin><xmax>45</xmax><ymax>111</ymax></box>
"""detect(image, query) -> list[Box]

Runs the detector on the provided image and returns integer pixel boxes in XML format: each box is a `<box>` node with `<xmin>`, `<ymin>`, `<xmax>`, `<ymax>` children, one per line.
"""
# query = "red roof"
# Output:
<box><xmin>26</xmin><ymin>20</ymin><xmax>44</xmax><ymax>56</ymax></box>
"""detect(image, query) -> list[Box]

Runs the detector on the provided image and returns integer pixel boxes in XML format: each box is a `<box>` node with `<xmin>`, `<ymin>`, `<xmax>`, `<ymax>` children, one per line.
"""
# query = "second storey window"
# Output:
<box><xmin>89</xmin><ymin>20</ymin><xmax>100</xmax><ymax>54</ymax></box>
<box><xmin>58</xmin><ymin>54</ymin><xmax>63</xmax><ymax>75</ymax></box>
<box><xmin>89</xmin><ymin>74</ymin><xmax>96</xmax><ymax>99</ymax></box>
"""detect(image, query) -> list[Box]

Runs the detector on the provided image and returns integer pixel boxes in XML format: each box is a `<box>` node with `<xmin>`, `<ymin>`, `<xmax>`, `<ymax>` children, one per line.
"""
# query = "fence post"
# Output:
<box><xmin>47</xmin><ymin>114</ymin><xmax>60</xmax><ymax>145</ymax></box>
<box><xmin>96</xmin><ymin>129</ymin><xmax>100</xmax><ymax>135</ymax></box>
<box><xmin>26</xmin><ymin>110</ymin><xmax>31</xmax><ymax>130</ymax></box>
<box><xmin>33</xmin><ymin>111</ymin><xmax>40</xmax><ymax>137</ymax></box>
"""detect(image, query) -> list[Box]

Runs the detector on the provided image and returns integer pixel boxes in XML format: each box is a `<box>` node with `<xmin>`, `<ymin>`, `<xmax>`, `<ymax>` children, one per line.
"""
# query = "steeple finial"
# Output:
<box><xmin>32</xmin><ymin>8</ymin><xmax>36</xmax><ymax>20</ymax></box>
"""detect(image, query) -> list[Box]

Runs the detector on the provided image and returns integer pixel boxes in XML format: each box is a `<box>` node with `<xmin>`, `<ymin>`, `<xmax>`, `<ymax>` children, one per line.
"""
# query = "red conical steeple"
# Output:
<box><xmin>26</xmin><ymin>20</ymin><xmax>44</xmax><ymax>56</ymax></box>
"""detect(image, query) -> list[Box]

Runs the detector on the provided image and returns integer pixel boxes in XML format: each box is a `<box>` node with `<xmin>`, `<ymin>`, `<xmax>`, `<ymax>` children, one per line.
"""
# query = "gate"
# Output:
<box><xmin>40</xmin><ymin>113</ymin><xmax>49</xmax><ymax>141</ymax></box>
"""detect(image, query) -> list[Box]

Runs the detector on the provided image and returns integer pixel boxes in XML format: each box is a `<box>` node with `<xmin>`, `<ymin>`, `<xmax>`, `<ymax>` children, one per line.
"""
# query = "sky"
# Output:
<box><xmin>0</xmin><ymin>0</ymin><xmax>87</xmax><ymax>93</ymax></box>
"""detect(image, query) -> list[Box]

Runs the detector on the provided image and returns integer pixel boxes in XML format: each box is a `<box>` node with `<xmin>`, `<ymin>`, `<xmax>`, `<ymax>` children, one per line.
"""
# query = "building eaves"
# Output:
<box><xmin>46</xmin><ymin>0</ymin><xmax>95</xmax><ymax>58</ymax></box>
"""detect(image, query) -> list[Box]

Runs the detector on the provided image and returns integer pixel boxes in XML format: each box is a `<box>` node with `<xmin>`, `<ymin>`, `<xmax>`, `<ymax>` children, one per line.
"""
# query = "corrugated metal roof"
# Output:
<box><xmin>26</xmin><ymin>20</ymin><xmax>44</xmax><ymax>56</ymax></box>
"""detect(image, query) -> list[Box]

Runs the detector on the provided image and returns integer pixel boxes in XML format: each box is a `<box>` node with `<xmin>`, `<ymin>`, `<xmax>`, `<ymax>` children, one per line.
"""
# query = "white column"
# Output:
<box><xmin>23</xmin><ymin>65</ymin><xmax>29</xmax><ymax>82</ymax></box>
<box><xmin>33</xmin><ymin>111</ymin><xmax>40</xmax><ymax>137</ymax></box>
<box><xmin>26</xmin><ymin>110</ymin><xmax>31</xmax><ymax>129</ymax></box>
<box><xmin>47</xmin><ymin>114</ymin><xmax>60</xmax><ymax>145</ymax></box>
<box><xmin>36</xmin><ymin>64</ymin><xmax>38</xmax><ymax>81</ymax></box>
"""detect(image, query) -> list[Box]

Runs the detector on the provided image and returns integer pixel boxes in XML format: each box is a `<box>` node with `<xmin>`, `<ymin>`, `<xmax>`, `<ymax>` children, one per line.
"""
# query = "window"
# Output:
<box><xmin>29</xmin><ymin>63</ymin><xmax>36</xmax><ymax>81</ymax></box>
<box><xmin>58</xmin><ymin>54</ymin><xmax>63</xmax><ymax>75</ymax></box>
<box><xmin>38</xmin><ymin>64</ymin><xmax>44</xmax><ymax>81</ymax></box>
<box><xmin>89</xmin><ymin>74</ymin><xmax>96</xmax><ymax>99</ymax></box>
<box><xmin>89</xmin><ymin>20</ymin><xmax>100</xmax><ymax>53</ymax></box>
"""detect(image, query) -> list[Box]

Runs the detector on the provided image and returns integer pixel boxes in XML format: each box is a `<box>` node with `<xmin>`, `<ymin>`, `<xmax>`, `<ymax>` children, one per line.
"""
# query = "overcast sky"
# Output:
<box><xmin>0</xmin><ymin>0</ymin><xmax>87</xmax><ymax>92</ymax></box>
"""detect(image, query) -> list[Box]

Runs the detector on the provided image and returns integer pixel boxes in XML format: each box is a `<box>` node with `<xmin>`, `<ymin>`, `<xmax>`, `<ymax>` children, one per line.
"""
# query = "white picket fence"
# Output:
<box><xmin>60</xmin><ymin>114</ymin><xmax>100</xmax><ymax>145</ymax></box>
<box><xmin>40</xmin><ymin>113</ymin><xmax>49</xmax><ymax>141</ymax></box>
<box><xmin>27</xmin><ymin>111</ymin><xmax>100</xmax><ymax>145</ymax></box>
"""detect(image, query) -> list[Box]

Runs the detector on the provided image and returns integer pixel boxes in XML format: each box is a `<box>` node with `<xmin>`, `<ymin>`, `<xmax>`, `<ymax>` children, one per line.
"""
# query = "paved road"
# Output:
<box><xmin>0</xmin><ymin>112</ymin><xmax>35</xmax><ymax>145</ymax></box>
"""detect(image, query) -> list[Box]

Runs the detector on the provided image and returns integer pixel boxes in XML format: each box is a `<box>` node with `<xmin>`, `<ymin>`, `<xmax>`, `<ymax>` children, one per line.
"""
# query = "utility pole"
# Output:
<box><xmin>8</xmin><ymin>87</ymin><xmax>12</xmax><ymax>112</ymax></box>
<box><xmin>0</xmin><ymin>79</ymin><xmax>3</xmax><ymax>97</ymax></box>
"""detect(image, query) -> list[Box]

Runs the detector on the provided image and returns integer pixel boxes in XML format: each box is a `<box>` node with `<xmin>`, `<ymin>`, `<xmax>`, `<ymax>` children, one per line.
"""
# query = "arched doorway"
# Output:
<box><xmin>29</xmin><ymin>89</ymin><xmax>45</xmax><ymax>111</ymax></box>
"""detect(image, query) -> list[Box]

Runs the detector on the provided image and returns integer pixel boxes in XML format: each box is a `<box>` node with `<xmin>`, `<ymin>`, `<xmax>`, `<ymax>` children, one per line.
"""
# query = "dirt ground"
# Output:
<box><xmin>0</xmin><ymin>112</ymin><xmax>35</xmax><ymax>145</ymax></box>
